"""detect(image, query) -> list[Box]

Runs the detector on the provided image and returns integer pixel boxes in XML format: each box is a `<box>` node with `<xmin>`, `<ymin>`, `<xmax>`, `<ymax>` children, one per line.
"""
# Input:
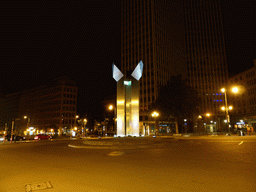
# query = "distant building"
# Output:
<box><xmin>228</xmin><ymin>59</ymin><xmax>256</xmax><ymax>131</ymax></box>
<box><xmin>0</xmin><ymin>92</ymin><xmax>22</xmax><ymax>130</ymax></box>
<box><xmin>0</xmin><ymin>77</ymin><xmax>78</xmax><ymax>136</ymax></box>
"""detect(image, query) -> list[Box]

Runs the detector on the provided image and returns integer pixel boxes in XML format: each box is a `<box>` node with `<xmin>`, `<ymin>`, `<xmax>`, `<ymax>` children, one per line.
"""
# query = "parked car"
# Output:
<box><xmin>5</xmin><ymin>135</ymin><xmax>26</xmax><ymax>141</ymax></box>
<box><xmin>34</xmin><ymin>134</ymin><xmax>52</xmax><ymax>140</ymax></box>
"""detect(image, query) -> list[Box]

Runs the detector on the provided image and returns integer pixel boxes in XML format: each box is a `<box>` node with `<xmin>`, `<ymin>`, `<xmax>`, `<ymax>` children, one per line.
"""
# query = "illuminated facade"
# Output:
<box><xmin>113</xmin><ymin>61</ymin><xmax>143</xmax><ymax>136</ymax></box>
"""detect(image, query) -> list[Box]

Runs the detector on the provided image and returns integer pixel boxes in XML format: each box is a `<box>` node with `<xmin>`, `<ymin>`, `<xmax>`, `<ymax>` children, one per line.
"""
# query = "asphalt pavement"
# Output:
<box><xmin>0</xmin><ymin>135</ymin><xmax>256</xmax><ymax>192</ymax></box>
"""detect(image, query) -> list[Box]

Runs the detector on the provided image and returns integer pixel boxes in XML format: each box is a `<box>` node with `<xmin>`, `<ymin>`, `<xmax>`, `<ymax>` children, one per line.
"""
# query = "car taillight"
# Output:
<box><xmin>34</xmin><ymin>136</ymin><xmax>38</xmax><ymax>139</ymax></box>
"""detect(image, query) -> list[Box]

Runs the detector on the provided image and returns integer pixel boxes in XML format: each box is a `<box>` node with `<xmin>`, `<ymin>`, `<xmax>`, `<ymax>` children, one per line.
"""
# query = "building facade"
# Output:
<box><xmin>228</xmin><ymin>59</ymin><xmax>256</xmax><ymax>132</ymax></box>
<box><xmin>121</xmin><ymin>0</ymin><xmax>228</xmax><ymax>134</ymax></box>
<box><xmin>184</xmin><ymin>0</ymin><xmax>228</xmax><ymax>116</ymax></box>
<box><xmin>121</xmin><ymin>0</ymin><xmax>186</xmax><ymax>133</ymax></box>
<box><xmin>0</xmin><ymin>77</ymin><xmax>78</xmax><ymax>136</ymax></box>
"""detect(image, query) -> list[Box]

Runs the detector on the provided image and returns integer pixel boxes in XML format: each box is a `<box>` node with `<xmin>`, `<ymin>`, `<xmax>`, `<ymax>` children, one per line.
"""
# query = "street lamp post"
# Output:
<box><xmin>83</xmin><ymin>118</ymin><xmax>87</xmax><ymax>137</ymax></box>
<box><xmin>221</xmin><ymin>88</ymin><xmax>229</xmax><ymax>126</ymax></box>
<box><xmin>205</xmin><ymin>113</ymin><xmax>211</xmax><ymax>133</ymax></box>
<box><xmin>108</xmin><ymin>104</ymin><xmax>116</xmax><ymax>136</ymax></box>
<box><xmin>151</xmin><ymin>111</ymin><xmax>159</xmax><ymax>136</ymax></box>
<box><xmin>24</xmin><ymin>116</ymin><xmax>30</xmax><ymax>129</ymax></box>
<box><xmin>221</xmin><ymin>87</ymin><xmax>238</xmax><ymax>133</ymax></box>
<box><xmin>70</xmin><ymin>125</ymin><xmax>72</xmax><ymax>139</ymax></box>
<box><xmin>71</xmin><ymin>115</ymin><xmax>79</xmax><ymax>138</ymax></box>
<box><xmin>24</xmin><ymin>116</ymin><xmax>31</xmax><ymax>136</ymax></box>
<box><xmin>184</xmin><ymin>119</ymin><xmax>187</xmax><ymax>134</ymax></box>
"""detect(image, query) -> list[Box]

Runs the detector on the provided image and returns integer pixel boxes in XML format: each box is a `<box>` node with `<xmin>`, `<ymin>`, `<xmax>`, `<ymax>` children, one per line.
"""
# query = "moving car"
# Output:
<box><xmin>34</xmin><ymin>134</ymin><xmax>52</xmax><ymax>140</ymax></box>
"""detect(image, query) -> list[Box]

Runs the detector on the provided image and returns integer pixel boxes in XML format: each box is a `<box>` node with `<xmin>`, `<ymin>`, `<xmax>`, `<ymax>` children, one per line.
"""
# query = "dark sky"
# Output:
<box><xmin>1</xmin><ymin>1</ymin><xmax>121</xmax><ymax>122</ymax></box>
<box><xmin>221</xmin><ymin>0</ymin><xmax>256</xmax><ymax>76</ymax></box>
<box><xmin>1</xmin><ymin>1</ymin><xmax>255</xmax><ymax>121</ymax></box>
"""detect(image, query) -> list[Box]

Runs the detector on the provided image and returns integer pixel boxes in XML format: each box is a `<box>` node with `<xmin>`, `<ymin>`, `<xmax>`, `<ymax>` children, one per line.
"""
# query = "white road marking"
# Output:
<box><xmin>25</xmin><ymin>181</ymin><xmax>52</xmax><ymax>192</ymax></box>
<box><xmin>238</xmin><ymin>141</ymin><xmax>244</xmax><ymax>145</ymax></box>
<box><xmin>107</xmin><ymin>151</ymin><xmax>124</xmax><ymax>156</ymax></box>
<box><xmin>68</xmin><ymin>144</ymin><xmax>84</xmax><ymax>148</ymax></box>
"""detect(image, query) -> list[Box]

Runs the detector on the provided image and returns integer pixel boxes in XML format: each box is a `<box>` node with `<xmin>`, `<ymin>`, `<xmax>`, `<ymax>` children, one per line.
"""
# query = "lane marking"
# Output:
<box><xmin>107</xmin><ymin>151</ymin><xmax>124</xmax><ymax>156</ymax></box>
<box><xmin>238</xmin><ymin>141</ymin><xmax>244</xmax><ymax>145</ymax></box>
<box><xmin>68</xmin><ymin>144</ymin><xmax>86</xmax><ymax>148</ymax></box>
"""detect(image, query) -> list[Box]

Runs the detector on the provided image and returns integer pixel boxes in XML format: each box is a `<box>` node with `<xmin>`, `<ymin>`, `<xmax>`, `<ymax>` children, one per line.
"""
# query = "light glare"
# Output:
<box><xmin>232</xmin><ymin>87</ymin><xmax>239</xmax><ymax>93</ymax></box>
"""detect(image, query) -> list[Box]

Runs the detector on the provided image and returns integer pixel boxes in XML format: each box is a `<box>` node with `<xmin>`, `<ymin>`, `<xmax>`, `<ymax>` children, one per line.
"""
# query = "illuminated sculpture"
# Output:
<box><xmin>112</xmin><ymin>61</ymin><xmax>143</xmax><ymax>136</ymax></box>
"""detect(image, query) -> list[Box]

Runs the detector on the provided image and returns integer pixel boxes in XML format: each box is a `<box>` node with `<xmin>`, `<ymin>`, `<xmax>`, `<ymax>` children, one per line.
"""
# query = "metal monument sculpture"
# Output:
<box><xmin>112</xmin><ymin>61</ymin><xmax>143</xmax><ymax>136</ymax></box>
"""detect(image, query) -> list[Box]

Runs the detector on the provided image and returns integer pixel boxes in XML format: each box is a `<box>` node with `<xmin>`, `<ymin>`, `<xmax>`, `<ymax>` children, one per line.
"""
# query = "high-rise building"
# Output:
<box><xmin>184</xmin><ymin>0</ymin><xmax>228</xmax><ymax>116</ymax></box>
<box><xmin>121</xmin><ymin>0</ymin><xmax>228</xmax><ymax>133</ymax></box>
<box><xmin>121</xmin><ymin>0</ymin><xmax>186</xmax><ymax>122</ymax></box>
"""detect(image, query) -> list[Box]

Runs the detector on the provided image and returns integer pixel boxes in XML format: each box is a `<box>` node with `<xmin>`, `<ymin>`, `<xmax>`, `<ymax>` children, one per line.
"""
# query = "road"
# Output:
<box><xmin>0</xmin><ymin>136</ymin><xmax>256</xmax><ymax>192</ymax></box>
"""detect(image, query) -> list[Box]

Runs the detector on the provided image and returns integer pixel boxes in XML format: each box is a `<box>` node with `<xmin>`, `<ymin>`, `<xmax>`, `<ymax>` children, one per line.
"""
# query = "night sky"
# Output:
<box><xmin>1</xmin><ymin>1</ymin><xmax>255</xmax><ymax>122</ymax></box>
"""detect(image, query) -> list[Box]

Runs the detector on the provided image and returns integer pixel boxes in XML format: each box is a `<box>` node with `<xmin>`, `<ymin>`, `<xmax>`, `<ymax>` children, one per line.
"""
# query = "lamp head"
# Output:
<box><xmin>221</xmin><ymin>88</ymin><xmax>225</xmax><ymax>93</ymax></box>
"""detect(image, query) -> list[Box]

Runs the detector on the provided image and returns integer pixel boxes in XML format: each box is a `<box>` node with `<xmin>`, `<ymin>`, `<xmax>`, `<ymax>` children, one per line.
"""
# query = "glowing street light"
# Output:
<box><xmin>109</xmin><ymin>105</ymin><xmax>113</xmax><ymax>110</ymax></box>
<box><xmin>232</xmin><ymin>87</ymin><xmax>239</xmax><ymax>93</ymax></box>
<box><xmin>221</xmin><ymin>106</ymin><xmax>233</xmax><ymax>111</ymax></box>
<box><xmin>151</xmin><ymin>111</ymin><xmax>159</xmax><ymax>118</ymax></box>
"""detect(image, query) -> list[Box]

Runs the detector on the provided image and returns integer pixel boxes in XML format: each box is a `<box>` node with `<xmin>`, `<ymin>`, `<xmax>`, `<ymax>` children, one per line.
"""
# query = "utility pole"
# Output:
<box><xmin>3</xmin><ymin>123</ymin><xmax>8</xmax><ymax>143</ymax></box>
<box><xmin>10</xmin><ymin>120</ymin><xmax>14</xmax><ymax>143</ymax></box>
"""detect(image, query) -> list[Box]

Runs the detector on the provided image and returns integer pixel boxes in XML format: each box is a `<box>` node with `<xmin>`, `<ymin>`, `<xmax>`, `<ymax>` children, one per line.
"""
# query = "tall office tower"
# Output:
<box><xmin>184</xmin><ymin>0</ymin><xmax>228</xmax><ymax>116</ymax></box>
<box><xmin>121</xmin><ymin>0</ymin><xmax>186</xmax><ymax>121</ymax></box>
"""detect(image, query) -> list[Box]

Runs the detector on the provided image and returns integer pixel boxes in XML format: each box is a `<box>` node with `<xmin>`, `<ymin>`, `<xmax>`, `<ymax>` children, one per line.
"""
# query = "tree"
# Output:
<box><xmin>152</xmin><ymin>75</ymin><xmax>201</xmax><ymax>134</ymax></box>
